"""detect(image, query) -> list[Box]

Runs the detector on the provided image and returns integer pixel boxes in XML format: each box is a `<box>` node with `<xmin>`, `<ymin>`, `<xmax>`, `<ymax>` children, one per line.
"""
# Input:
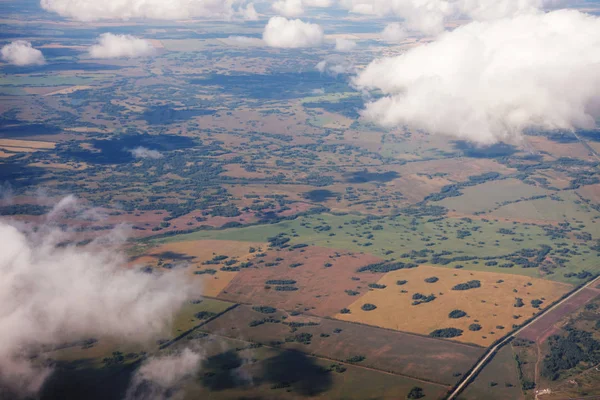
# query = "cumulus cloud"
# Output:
<box><xmin>380</xmin><ymin>23</ymin><xmax>408</xmax><ymax>42</ymax></box>
<box><xmin>316</xmin><ymin>56</ymin><xmax>356</xmax><ymax>76</ymax></box>
<box><xmin>0</xmin><ymin>41</ymin><xmax>45</xmax><ymax>66</ymax></box>
<box><xmin>272</xmin><ymin>0</ymin><xmax>304</xmax><ymax>16</ymax></box>
<box><xmin>271</xmin><ymin>0</ymin><xmax>332</xmax><ymax>16</ymax></box>
<box><xmin>263</xmin><ymin>16</ymin><xmax>324</xmax><ymax>48</ymax></box>
<box><xmin>334</xmin><ymin>38</ymin><xmax>357</xmax><ymax>51</ymax></box>
<box><xmin>240</xmin><ymin>2</ymin><xmax>259</xmax><ymax>20</ymax></box>
<box><xmin>126</xmin><ymin>348</ymin><xmax>202</xmax><ymax>400</ymax></box>
<box><xmin>0</xmin><ymin>199</ymin><xmax>195</xmax><ymax>395</ymax></box>
<box><xmin>354</xmin><ymin>9</ymin><xmax>600</xmax><ymax>144</ymax></box>
<box><xmin>41</xmin><ymin>0</ymin><xmax>257</xmax><ymax>21</ymax></box>
<box><xmin>338</xmin><ymin>0</ymin><xmax>567</xmax><ymax>35</ymax></box>
<box><xmin>89</xmin><ymin>33</ymin><xmax>155</xmax><ymax>59</ymax></box>
<box><xmin>226</xmin><ymin>36</ymin><xmax>265</xmax><ymax>46</ymax></box>
<box><xmin>130</xmin><ymin>146</ymin><xmax>163</xmax><ymax>159</ymax></box>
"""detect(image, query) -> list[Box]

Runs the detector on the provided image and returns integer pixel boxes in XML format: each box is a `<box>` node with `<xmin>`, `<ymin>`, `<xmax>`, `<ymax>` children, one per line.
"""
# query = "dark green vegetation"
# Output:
<box><xmin>368</xmin><ymin>283</ymin><xmax>386</xmax><ymax>289</ymax></box>
<box><xmin>361</xmin><ymin>303</ymin><xmax>377</xmax><ymax>311</ymax></box>
<box><xmin>357</xmin><ymin>261</ymin><xmax>418</xmax><ymax>273</ymax></box>
<box><xmin>542</xmin><ymin>327</ymin><xmax>600</xmax><ymax>380</ymax></box>
<box><xmin>412</xmin><ymin>293</ymin><xmax>436</xmax><ymax>305</ymax></box>
<box><xmin>252</xmin><ymin>306</ymin><xmax>277</xmax><ymax>314</ymax></box>
<box><xmin>430</xmin><ymin>328</ymin><xmax>463</xmax><ymax>338</ymax></box>
<box><xmin>407</xmin><ymin>386</ymin><xmax>425</xmax><ymax>399</ymax></box>
<box><xmin>452</xmin><ymin>280</ymin><xmax>482</xmax><ymax>290</ymax></box>
<box><xmin>449</xmin><ymin>310</ymin><xmax>467</xmax><ymax>319</ymax></box>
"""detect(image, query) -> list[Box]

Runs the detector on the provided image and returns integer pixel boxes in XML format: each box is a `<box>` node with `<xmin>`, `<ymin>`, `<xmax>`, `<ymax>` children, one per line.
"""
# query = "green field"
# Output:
<box><xmin>171</xmin><ymin>298</ymin><xmax>236</xmax><ymax>337</ymax></box>
<box><xmin>440</xmin><ymin>178</ymin><xmax>549</xmax><ymax>214</ymax></box>
<box><xmin>158</xmin><ymin>212</ymin><xmax>599</xmax><ymax>284</ymax></box>
<box><xmin>461</xmin><ymin>345</ymin><xmax>522</xmax><ymax>400</ymax></box>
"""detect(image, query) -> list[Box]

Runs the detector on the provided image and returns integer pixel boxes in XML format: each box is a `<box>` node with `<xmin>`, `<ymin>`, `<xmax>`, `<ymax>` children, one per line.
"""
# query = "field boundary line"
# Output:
<box><xmin>159</xmin><ymin>302</ymin><xmax>240</xmax><ymax>350</ymax></box>
<box><xmin>202</xmin><ymin>294</ymin><xmax>486</xmax><ymax>350</ymax></box>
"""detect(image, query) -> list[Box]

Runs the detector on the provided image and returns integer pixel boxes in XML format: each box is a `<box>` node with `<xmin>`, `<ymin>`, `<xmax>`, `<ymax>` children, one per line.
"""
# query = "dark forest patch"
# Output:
<box><xmin>453</xmin><ymin>141</ymin><xmax>517</xmax><ymax>158</ymax></box>
<box><xmin>303</xmin><ymin>189</ymin><xmax>338</xmax><ymax>202</ymax></box>
<box><xmin>346</xmin><ymin>170</ymin><xmax>399</xmax><ymax>183</ymax></box>
<box><xmin>141</xmin><ymin>105</ymin><xmax>216</xmax><ymax>125</ymax></box>
<box><xmin>59</xmin><ymin>133</ymin><xmax>197</xmax><ymax>164</ymax></box>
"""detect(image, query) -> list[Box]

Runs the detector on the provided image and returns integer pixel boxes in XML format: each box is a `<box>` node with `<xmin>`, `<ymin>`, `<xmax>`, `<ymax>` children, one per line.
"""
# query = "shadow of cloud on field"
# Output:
<box><xmin>303</xmin><ymin>189</ymin><xmax>339</xmax><ymax>202</ymax></box>
<box><xmin>0</xmin><ymin>123</ymin><xmax>62</xmax><ymax>138</ymax></box>
<box><xmin>262</xmin><ymin>350</ymin><xmax>332</xmax><ymax>396</ymax></box>
<box><xmin>39</xmin><ymin>359</ymin><xmax>139</xmax><ymax>400</ymax></box>
<box><xmin>345</xmin><ymin>170</ymin><xmax>399</xmax><ymax>184</ymax></box>
<box><xmin>151</xmin><ymin>251</ymin><xmax>197</xmax><ymax>262</ymax></box>
<box><xmin>452</xmin><ymin>140</ymin><xmax>517</xmax><ymax>158</ymax></box>
<box><xmin>59</xmin><ymin>133</ymin><xmax>198</xmax><ymax>165</ymax></box>
<box><xmin>201</xmin><ymin>350</ymin><xmax>248</xmax><ymax>391</ymax></box>
<box><xmin>0</xmin><ymin>160</ymin><xmax>49</xmax><ymax>189</ymax></box>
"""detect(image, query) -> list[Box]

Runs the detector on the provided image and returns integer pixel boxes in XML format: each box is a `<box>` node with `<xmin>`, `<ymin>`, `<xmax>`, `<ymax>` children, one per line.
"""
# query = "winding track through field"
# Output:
<box><xmin>447</xmin><ymin>275</ymin><xmax>600</xmax><ymax>400</ymax></box>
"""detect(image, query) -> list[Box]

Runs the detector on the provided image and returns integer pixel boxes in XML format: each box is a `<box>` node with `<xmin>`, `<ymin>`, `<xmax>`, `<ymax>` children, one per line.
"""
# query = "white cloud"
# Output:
<box><xmin>380</xmin><ymin>23</ymin><xmax>408</xmax><ymax>42</ymax></box>
<box><xmin>338</xmin><ymin>0</ymin><xmax>567</xmax><ymax>35</ymax></box>
<box><xmin>130</xmin><ymin>146</ymin><xmax>163</xmax><ymax>159</ymax></box>
<box><xmin>226</xmin><ymin>36</ymin><xmax>265</xmax><ymax>46</ymax></box>
<box><xmin>316</xmin><ymin>56</ymin><xmax>356</xmax><ymax>76</ymax></box>
<box><xmin>0</xmin><ymin>41</ymin><xmax>45</xmax><ymax>66</ymax></box>
<box><xmin>241</xmin><ymin>2</ymin><xmax>259</xmax><ymax>20</ymax></box>
<box><xmin>271</xmin><ymin>0</ymin><xmax>332</xmax><ymax>16</ymax></box>
<box><xmin>354</xmin><ymin>9</ymin><xmax>600</xmax><ymax>144</ymax></box>
<box><xmin>40</xmin><ymin>0</ymin><xmax>255</xmax><ymax>21</ymax></box>
<box><xmin>0</xmin><ymin>199</ymin><xmax>195</xmax><ymax>395</ymax></box>
<box><xmin>89</xmin><ymin>33</ymin><xmax>155</xmax><ymax>59</ymax></box>
<box><xmin>305</xmin><ymin>0</ymin><xmax>332</xmax><ymax>5</ymax></box>
<box><xmin>272</xmin><ymin>0</ymin><xmax>305</xmax><ymax>16</ymax></box>
<box><xmin>126</xmin><ymin>348</ymin><xmax>202</xmax><ymax>400</ymax></box>
<box><xmin>334</xmin><ymin>38</ymin><xmax>357</xmax><ymax>51</ymax></box>
<box><xmin>263</xmin><ymin>16</ymin><xmax>324</xmax><ymax>48</ymax></box>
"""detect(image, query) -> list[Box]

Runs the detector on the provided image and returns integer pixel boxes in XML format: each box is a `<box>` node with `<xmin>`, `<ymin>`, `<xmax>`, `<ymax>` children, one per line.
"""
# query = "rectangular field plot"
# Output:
<box><xmin>336</xmin><ymin>265</ymin><xmax>572</xmax><ymax>347</ymax></box>
<box><xmin>160</xmin><ymin>212</ymin><xmax>599</xmax><ymax>284</ymax></box>
<box><xmin>171</xmin><ymin>298</ymin><xmax>237</xmax><ymax>337</ymax></box>
<box><xmin>200</xmin><ymin>304</ymin><xmax>484</xmax><ymax>386</ymax></box>
<box><xmin>179</xmin><ymin>333</ymin><xmax>449</xmax><ymax>400</ymax></box>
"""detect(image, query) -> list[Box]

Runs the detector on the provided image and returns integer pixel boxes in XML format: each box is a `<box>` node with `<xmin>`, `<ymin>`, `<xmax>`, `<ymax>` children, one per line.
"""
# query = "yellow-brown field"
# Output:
<box><xmin>29</xmin><ymin>161</ymin><xmax>88</xmax><ymax>170</ymax></box>
<box><xmin>23</xmin><ymin>86</ymin><xmax>69</xmax><ymax>95</ymax></box>
<box><xmin>65</xmin><ymin>127</ymin><xmax>111</xmax><ymax>133</ymax></box>
<box><xmin>527</xmin><ymin>136</ymin><xmax>593</xmax><ymax>159</ymax></box>
<box><xmin>335</xmin><ymin>265</ymin><xmax>572</xmax><ymax>346</ymax></box>
<box><xmin>0</xmin><ymin>139</ymin><xmax>55</xmax><ymax>149</ymax></box>
<box><xmin>136</xmin><ymin>240</ymin><xmax>267</xmax><ymax>297</ymax></box>
<box><xmin>43</xmin><ymin>85</ymin><xmax>95</xmax><ymax>96</ymax></box>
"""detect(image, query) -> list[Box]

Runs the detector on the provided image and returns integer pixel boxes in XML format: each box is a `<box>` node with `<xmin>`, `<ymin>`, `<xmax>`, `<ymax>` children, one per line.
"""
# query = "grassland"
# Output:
<box><xmin>158</xmin><ymin>212</ymin><xmax>599</xmax><ymax>284</ymax></box>
<box><xmin>219</xmin><ymin>246</ymin><xmax>384</xmax><ymax>316</ymax></box>
<box><xmin>200</xmin><ymin>304</ymin><xmax>484</xmax><ymax>386</ymax></box>
<box><xmin>135</xmin><ymin>239</ymin><xmax>266</xmax><ymax>297</ymax></box>
<box><xmin>170</xmin><ymin>298</ymin><xmax>236</xmax><ymax>337</ymax></box>
<box><xmin>179</xmin><ymin>333</ymin><xmax>449</xmax><ymax>400</ymax></box>
<box><xmin>490</xmin><ymin>190</ymin><xmax>600</xmax><ymax>228</ymax></box>
<box><xmin>439</xmin><ymin>179</ymin><xmax>549</xmax><ymax>214</ymax></box>
<box><xmin>335</xmin><ymin>265</ymin><xmax>571</xmax><ymax>346</ymax></box>
<box><xmin>460</xmin><ymin>345</ymin><xmax>523</xmax><ymax>400</ymax></box>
